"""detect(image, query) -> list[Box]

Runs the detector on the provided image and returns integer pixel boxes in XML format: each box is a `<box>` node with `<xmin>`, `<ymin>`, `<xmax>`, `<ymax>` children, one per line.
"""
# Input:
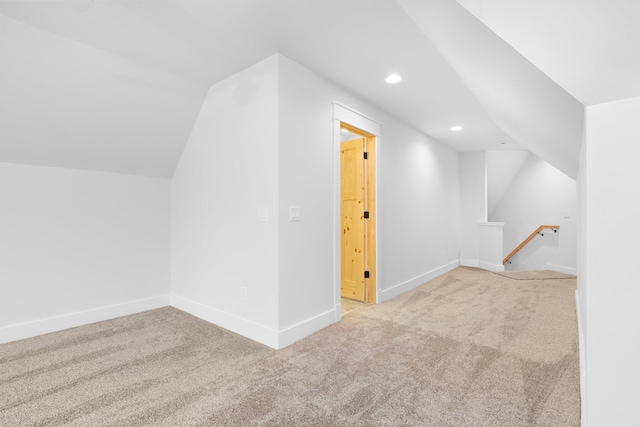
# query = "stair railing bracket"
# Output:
<box><xmin>502</xmin><ymin>225</ymin><xmax>560</xmax><ymax>265</ymax></box>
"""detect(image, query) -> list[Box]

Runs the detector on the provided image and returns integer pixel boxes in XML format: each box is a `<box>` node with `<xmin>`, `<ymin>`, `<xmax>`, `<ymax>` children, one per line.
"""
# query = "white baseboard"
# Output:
<box><xmin>461</xmin><ymin>259</ymin><xmax>504</xmax><ymax>272</ymax></box>
<box><xmin>0</xmin><ymin>292</ymin><xmax>338</xmax><ymax>350</ymax></box>
<box><xmin>171</xmin><ymin>294</ymin><xmax>279</xmax><ymax>349</ymax></box>
<box><xmin>278</xmin><ymin>308</ymin><xmax>336</xmax><ymax>349</ymax></box>
<box><xmin>479</xmin><ymin>261</ymin><xmax>505</xmax><ymax>272</ymax></box>
<box><xmin>460</xmin><ymin>259</ymin><xmax>479</xmax><ymax>268</ymax></box>
<box><xmin>575</xmin><ymin>289</ymin><xmax>587</xmax><ymax>427</ymax></box>
<box><xmin>0</xmin><ymin>294</ymin><xmax>171</xmax><ymax>344</ymax></box>
<box><xmin>545</xmin><ymin>263</ymin><xmax>577</xmax><ymax>276</ymax></box>
<box><xmin>171</xmin><ymin>294</ymin><xmax>337</xmax><ymax>350</ymax></box>
<box><xmin>379</xmin><ymin>260</ymin><xmax>459</xmax><ymax>303</ymax></box>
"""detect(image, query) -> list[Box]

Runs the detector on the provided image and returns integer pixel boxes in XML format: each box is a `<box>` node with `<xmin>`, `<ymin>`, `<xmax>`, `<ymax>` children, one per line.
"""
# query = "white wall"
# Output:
<box><xmin>276</xmin><ymin>57</ymin><xmax>336</xmax><ymax>336</ymax></box>
<box><xmin>171</xmin><ymin>56</ymin><xmax>280</xmax><ymax>347</ymax></box>
<box><xmin>477</xmin><ymin>222</ymin><xmax>505</xmax><ymax>272</ymax></box>
<box><xmin>577</xmin><ymin>129</ymin><xmax>587</xmax><ymax>337</ymax></box>
<box><xmin>577</xmin><ymin>119</ymin><xmax>587</xmax><ymax>425</ymax></box>
<box><xmin>583</xmin><ymin>96</ymin><xmax>640</xmax><ymax>426</ymax></box>
<box><xmin>377</xmin><ymin>109</ymin><xmax>460</xmax><ymax>299</ymax></box>
<box><xmin>0</xmin><ymin>162</ymin><xmax>170</xmax><ymax>343</ymax></box>
<box><xmin>490</xmin><ymin>154</ymin><xmax>577</xmax><ymax>273</ymax></box>
<box><xmin>486</xmin><ymin>150</ymin><xmax>530</xmax><ymax>217</ymax></box>
<box><xmin>459</xmin><ymin>151</ymin><xmax>487</xmax><ymax>266</ymax></box>
<box><xmin>277</xmin><ymin>55</ymin><xmax>461</xmax><ymax>322</ymax></box>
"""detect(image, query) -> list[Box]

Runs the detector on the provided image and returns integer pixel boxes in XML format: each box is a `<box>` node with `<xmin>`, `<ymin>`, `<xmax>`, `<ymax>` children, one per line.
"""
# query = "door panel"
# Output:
<box><xmin>340</xmin><ymin>138</ymin><xmax>365</xmax><ymax>301</ymax></box>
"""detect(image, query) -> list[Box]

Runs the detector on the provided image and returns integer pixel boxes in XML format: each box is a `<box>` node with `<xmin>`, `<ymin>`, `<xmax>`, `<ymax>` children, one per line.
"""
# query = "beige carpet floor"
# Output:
<box><xmin>0</xmin><ymin>267</ymin><xmax>580</xmax><ymax>426</ymax></box>
<box><xmin>494</xmin><ymin>270</ymin><xmax>576</xmax><ymax>281</ymax></box>
<box><xmin>341</xmin><ymin>298</ymin><xmax>366</xmax><ymax>316</ymax></box>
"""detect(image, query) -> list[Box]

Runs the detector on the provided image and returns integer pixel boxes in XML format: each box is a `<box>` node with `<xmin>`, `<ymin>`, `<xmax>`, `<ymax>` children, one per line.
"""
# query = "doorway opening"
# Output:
<box><xmin>339</xmin><ymin>122</ymin><xmax>376</xmax><ymax>305</ymax></box>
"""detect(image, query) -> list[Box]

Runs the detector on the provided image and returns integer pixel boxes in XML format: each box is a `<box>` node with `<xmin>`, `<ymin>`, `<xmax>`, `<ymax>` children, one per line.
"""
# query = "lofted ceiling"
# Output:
<box><xmin>456</xmin><ymin>0</ymin><xmax>640</xmax><ymax>106</ymax></box>
<box><xmin>1</xmin><ymin>1</ymin><xmax>637</xmax><ymax>179</ymax></box>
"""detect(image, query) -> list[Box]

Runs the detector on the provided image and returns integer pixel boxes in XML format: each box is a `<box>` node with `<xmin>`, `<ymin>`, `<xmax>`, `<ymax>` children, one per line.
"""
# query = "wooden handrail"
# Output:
<box><xmin>503</xmin><ymin>225</ymin><xmax>560</xmax><ymax>264</ymax></box>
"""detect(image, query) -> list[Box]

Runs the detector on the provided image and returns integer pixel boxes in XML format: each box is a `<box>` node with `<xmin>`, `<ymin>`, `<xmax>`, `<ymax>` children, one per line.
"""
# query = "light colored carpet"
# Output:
<box><xmin>495</xmin><ymin>270</ymin><xmax>576</xmax><ymax>280</ymax></box>
<box><xmin>341</xmin><ymin>298</ymin><xmax>366</xmax><ymax>316</ymax></box>
<box><xmin>0</xmin><ymin>267</ymin><xmax>580</xmax><ymax>426</ymax></box>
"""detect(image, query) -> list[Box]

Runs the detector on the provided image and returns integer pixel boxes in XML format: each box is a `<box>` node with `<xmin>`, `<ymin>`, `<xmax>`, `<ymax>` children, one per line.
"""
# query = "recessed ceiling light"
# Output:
<box><xmin>498</xmin><ymin>141</ymin><xmax>507</xmax><ymax>145</ymax></box>
<box><xmin>450</xmin><ymin>125</ymin><xmax>463</xmax><ymax>132</ymax></box>
<box><xmin>385</xmin><ymin>74</ymin><xmax>402</xmax><ymax>84</ymax></box>
<box><xmin>341</xmin><ymin>128</ymin><xmax>349</xmax><ymax>133</ymax></box>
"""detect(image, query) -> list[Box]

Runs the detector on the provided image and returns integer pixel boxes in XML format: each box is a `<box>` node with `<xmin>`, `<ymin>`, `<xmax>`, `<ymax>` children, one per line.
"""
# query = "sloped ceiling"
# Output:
<box><xmin>3</xmin><ymin>0</ymin><xmax>634</xmax><ymax>179</ymax></box>
<box><xmin>456</xmin><ymin>0</ymin><xmax>640</xmax><ymax>106</ymax></box>
<box><xmin>0</xmin><ymin>0</ymin><xmax>520</xmax><ymax>178</ymax></box>
<box><xmin>0</xmin><ymin>13</ymin><xmax>205</xmax><ymax>178</ymax></box>
<box><xmin>397</xmin><ymin>0</ymin><xmax>584</xmax><ymax>179</ymax></box>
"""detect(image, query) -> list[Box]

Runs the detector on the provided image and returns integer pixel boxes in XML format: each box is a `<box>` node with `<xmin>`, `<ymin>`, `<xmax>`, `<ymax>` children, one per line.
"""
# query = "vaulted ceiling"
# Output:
<box><xmin>1</xmin><ymin>1</ymin><xmax>638</xmax><ymax>179</ymax></box>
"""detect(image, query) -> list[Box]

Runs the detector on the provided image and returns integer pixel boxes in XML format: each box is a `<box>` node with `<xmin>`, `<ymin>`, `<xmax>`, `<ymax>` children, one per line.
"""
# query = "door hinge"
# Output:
<box><xmin>364</xmin><ymin>270</ymin><xmax>370</xmax><ymax>279</ymax></box>
<box><xmin>364</xmin><ymin>152</ymin><xmax>368</xmax><ymax>160</ymax></box>
<box><xmin>364</xmin><ymin>211</ymin><xmax>370</xmax><ymax>219</ymax></box>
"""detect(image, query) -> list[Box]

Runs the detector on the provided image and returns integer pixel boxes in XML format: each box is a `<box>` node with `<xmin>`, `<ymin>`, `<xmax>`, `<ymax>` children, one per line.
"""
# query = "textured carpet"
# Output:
<box><xmin>0</xmin><ymin>267</ymin><xmax>580</xmax><ymax>426</ymax></box>
<box><xmin>495</xmin><ymin>270</ymin><xmax>577</xmax><ymax>281</ymax></box>
<box><xmin>341</xmin><ymin>298</ymin><xmax>366</xmax><ymax>316</ymax></box>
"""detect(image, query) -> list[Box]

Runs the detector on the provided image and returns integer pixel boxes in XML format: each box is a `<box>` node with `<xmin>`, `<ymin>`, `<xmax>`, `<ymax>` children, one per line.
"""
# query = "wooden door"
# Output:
<box><xmin>340</xmin><ymin>138</ymin><xmax>366</xmax><ymax>301</ymax></box>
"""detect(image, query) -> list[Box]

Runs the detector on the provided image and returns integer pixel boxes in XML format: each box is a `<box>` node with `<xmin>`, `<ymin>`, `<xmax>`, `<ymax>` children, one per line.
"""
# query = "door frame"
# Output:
<box><xmin>332</xmin><ymin>102</ymin><xmax>380</xmax><ymax>319</ymax></box>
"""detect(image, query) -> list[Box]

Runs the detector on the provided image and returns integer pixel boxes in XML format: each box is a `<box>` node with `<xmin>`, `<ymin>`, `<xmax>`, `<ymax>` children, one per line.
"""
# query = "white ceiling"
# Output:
<box><xmin>456</xmin><ymin>0</ymin><xmax>640</xmax><ymax>106</ymax></box>
<box><xmin>1</xmin><ymin>0</ymin><xmax>638</xmax><ymax>178</ymax></box>
<box><xmin>397</xmin><ymin>0</ymin><xmax>586</xmax><ymax>178</ymax></box>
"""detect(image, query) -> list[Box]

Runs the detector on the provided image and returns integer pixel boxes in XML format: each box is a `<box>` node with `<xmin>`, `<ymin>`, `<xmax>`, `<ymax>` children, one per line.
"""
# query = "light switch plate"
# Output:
<box><xmin>258</xmin><ymin>207</ymin><xmax>268</xmax><ymax>221</ymax></box>
<box><xmin>289</xmin><ymin>206</ymin><xmax>301</xmax><ymax>221</ymax></box>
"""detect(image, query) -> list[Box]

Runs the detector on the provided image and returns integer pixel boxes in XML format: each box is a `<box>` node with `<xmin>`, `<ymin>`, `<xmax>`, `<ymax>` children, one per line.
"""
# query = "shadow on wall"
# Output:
<box><xmin>488</xmin><ymin>152</ymin><xmax>577</xmax><ymax>273</ymax></box>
